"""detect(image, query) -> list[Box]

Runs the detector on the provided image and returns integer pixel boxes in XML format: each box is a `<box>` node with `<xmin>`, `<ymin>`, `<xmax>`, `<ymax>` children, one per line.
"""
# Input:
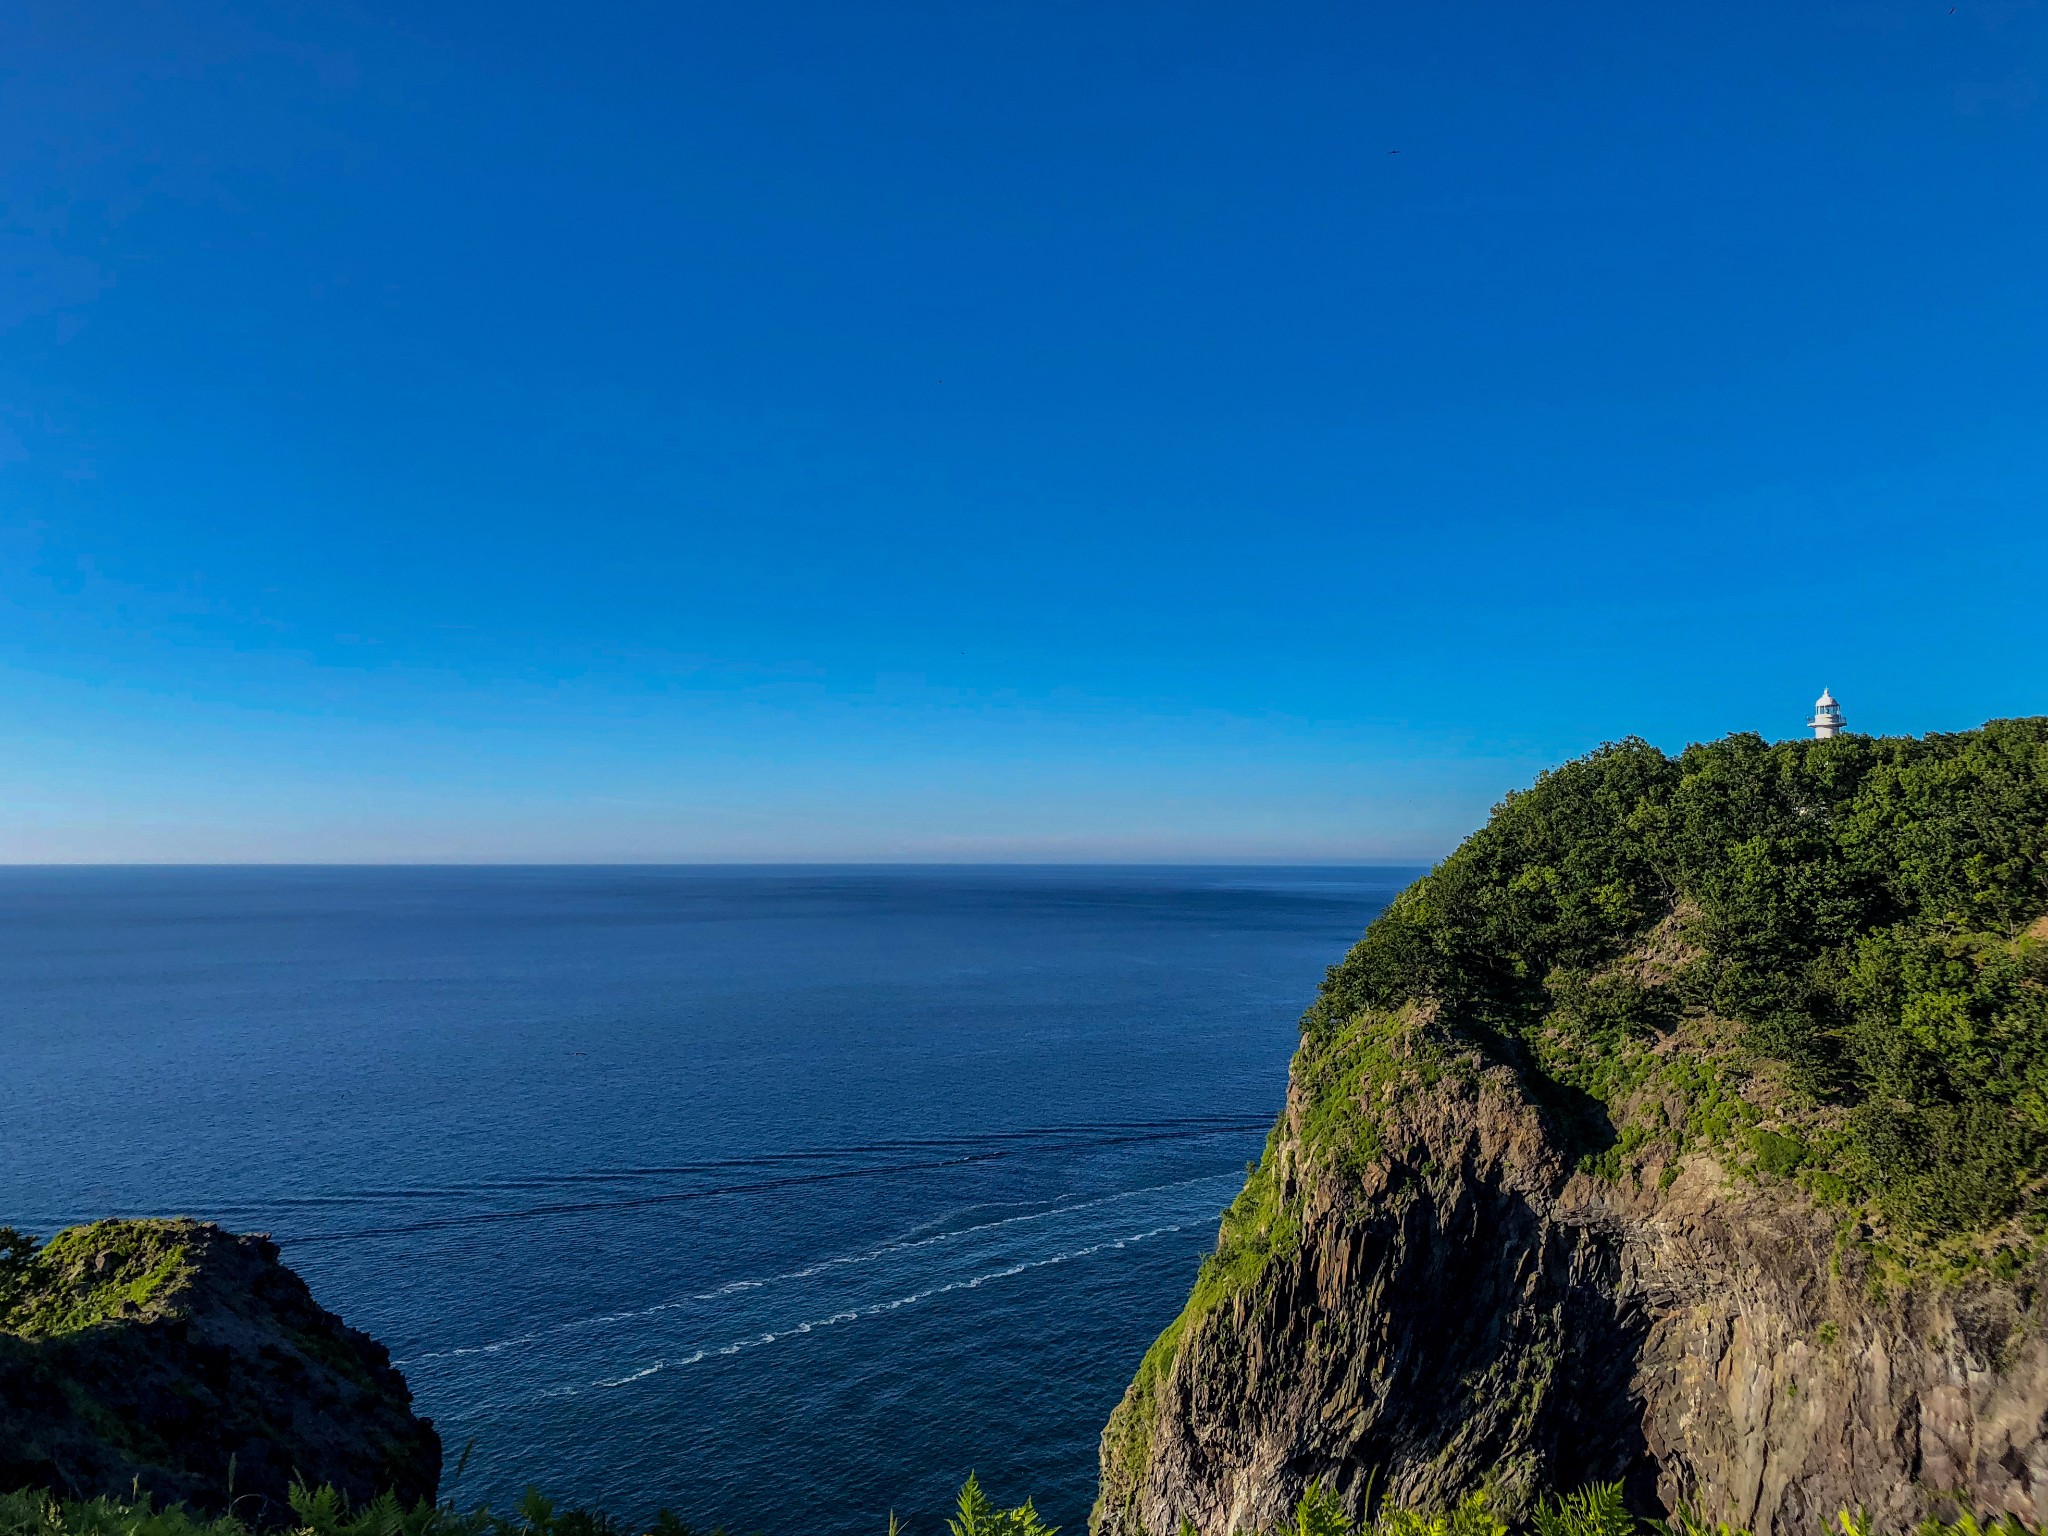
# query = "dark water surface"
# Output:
<box><xmin>0</xmin><ymin>866</ymin><xmax>1413</xmax><ymax>1535</ymax></box>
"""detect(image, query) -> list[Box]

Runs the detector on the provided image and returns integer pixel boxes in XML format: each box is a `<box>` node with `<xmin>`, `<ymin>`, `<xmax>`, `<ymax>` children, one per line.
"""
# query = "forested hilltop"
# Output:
<box><xmin>1100</xmin><ymin>719</ymin><xmax>2048</xmax><ymax>1536</ymax></box>
<box><xmin>1315</xmin><ymin>716</ymin><xmax>2048</xmax><ymax>1266</ymax></box>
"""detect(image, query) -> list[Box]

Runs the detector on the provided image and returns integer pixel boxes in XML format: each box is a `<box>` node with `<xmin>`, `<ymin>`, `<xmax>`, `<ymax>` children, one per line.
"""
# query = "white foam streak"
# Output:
<box><xmin>447</xmin><ymin>1220</ymin><xmax>1189</xmax><ymax>1419</ymax></box>
<box><xmin>400</xmin><ymin>1171</ymin><xmax>1230</xmax><ymax>1367</ymax></box>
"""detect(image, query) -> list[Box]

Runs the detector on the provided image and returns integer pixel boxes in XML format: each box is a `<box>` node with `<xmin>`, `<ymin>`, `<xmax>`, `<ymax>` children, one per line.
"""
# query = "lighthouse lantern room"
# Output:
<box><xmin>1809</xmin><ymin>689</ymin><xmax>1845</xmax><ymax>740</ymax></box>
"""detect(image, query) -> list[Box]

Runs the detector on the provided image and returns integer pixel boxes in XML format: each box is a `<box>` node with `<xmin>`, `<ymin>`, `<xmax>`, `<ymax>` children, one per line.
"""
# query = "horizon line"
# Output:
<box><xmin>0</xmin><ymin>857</ymin><xmax>1440</xmax><ymax>870</ymax></box>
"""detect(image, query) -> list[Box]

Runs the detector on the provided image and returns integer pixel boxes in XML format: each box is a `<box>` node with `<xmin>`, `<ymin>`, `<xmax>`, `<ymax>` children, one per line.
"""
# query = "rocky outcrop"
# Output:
<box><xmin>0</xmin><ymin>1219</ymin><xmax>439</xmax><ymax>1524</ymax></box>
<box><xmin>1095</xmin><ymin>1013</ymin><xmax>2048</xmax><ymax>1536</ymax></box>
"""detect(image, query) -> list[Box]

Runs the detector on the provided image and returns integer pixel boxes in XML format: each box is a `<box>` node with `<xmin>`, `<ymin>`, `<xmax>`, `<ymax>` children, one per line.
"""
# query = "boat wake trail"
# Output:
<box><xmin>444</xmin><ymin>1219</ymin><xmax>1195</xmax><ymax>1418</ymax></box>
<box><xmin>409</xmin><ymin>1165</ymin><xmax>1241</xmax><ymax>1422</ymax></box>
<box><xmin>396</xmin><ymin>1171</ymin><xmax>1227</xmax><ymax>1366</ymax></box>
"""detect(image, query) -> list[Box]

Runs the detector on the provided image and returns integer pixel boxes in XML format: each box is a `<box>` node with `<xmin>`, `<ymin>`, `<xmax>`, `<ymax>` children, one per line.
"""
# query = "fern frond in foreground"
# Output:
<box><xmin>0</xmin><ymin>1475</ymin><xmax>1057</xmax><ymax>1536</ymax></box>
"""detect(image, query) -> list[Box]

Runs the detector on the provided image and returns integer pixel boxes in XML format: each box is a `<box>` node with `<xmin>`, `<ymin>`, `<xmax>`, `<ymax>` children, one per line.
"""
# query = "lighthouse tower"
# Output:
<box><xmin>1809</xmin><ymin>688</ymin><xmax>1845</xmax><ymax>740</ymax></box>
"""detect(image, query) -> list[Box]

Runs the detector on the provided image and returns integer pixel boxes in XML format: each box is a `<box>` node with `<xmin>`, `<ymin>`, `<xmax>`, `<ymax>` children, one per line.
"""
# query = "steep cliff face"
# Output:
<box><xmin>1096</xmin><ymin>1008</ymin><xmax>2048</xmax><ymax>1536</ymax></box>
<box><xmin>0</xmin><ymin>1219</ymin><xmax>440</xmax><ymax>1524</ymax></box>
<box><xmin>1097</xmin><ymin>724</ymin><xmax>2048</xmax><ymax>1536</ymax></box>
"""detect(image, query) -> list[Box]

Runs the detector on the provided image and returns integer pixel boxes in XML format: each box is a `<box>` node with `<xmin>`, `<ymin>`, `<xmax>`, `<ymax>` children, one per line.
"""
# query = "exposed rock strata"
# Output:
<box><xmin>0</xmin><ymin>1219</ymin><xmax>439</xmax><ymax>1524</ymax></box>
<box><xmin>1095</xmin><ymin>1018</ymin><xmax>2048</xmax><ymax>1536</ymax></box>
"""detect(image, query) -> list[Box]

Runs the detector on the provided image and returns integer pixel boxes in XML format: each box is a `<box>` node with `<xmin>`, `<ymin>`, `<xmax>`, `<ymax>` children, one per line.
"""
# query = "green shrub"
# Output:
<box><xmin>947</xmin><ymin>1475</ymin><xmax>1056</xmax><ymax>1536</ymax></box>
<box><xmin>1301</xmin><ymin>719</ymin><xmax>2048</xmax><ymax>1254</ymax></box>
<box><xmin>0</xmin><ymin>1230</ymin><xmax>35</xmax><ymax>1323</ymax></box>
<box><xmin>1287</xmin><ymin>1479</ymin><xmax>1503</xmax><ymax>1536</ymax></box>
<box><xmin>1532</xmin><ymin>1484</ymin><xmax>1632</xmax><ymax>1536</ymax></box>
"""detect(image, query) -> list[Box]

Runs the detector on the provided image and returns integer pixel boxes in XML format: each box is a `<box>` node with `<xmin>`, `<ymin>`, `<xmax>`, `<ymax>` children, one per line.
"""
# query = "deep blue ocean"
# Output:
<box><xmin>0</xmin><ymin>866</ymin><xmax>1412</xmax><ymax>1536</ymax></box>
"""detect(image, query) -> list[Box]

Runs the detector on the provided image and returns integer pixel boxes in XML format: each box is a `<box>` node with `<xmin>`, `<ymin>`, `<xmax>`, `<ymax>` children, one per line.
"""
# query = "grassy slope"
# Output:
<box><xmin>0</xmin><ymin>1222</ymin><xmax>202</xmax><ymax>1339</ymax></box>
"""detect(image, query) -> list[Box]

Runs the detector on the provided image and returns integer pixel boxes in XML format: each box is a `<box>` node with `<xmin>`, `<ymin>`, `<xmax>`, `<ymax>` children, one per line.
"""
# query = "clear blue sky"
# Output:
<box><xmin>3</xmin><ymin>0</ymin><xmax>2043</xmax><ymax>861</ymax></box>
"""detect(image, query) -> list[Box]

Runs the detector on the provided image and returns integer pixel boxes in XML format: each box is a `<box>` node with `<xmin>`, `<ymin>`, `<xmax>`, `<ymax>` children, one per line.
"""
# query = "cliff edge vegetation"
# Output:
<box><xmin>1098</xmin><ymin>720</ymin><xmax>2048</xmax><ymax>1536</ymax></box>
<box><xmin>0</xmin><ymin>1219</ymin><xmax>440</xmax><ymax>1525</ymax></box>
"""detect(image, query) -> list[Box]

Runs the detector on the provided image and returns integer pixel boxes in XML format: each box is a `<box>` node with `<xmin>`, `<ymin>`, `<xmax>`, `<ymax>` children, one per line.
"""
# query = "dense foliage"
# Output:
<box><xmin>2</xmin><ymin>1477</ymin><xmax>2035</xmax><ymax>1536</ymax></box>
<box><xmin>1303</xmin><ymin>719</ymin><xmax>2048</xmax><ymax>1263</ymax></box>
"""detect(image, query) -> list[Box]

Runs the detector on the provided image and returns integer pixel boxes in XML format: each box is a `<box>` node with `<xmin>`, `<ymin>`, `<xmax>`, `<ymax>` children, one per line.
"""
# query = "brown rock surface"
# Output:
<box><xmin>1095</xmin><ymin>1018</ymin><xmax>2048</xmax><ymax>1536</ymax></box>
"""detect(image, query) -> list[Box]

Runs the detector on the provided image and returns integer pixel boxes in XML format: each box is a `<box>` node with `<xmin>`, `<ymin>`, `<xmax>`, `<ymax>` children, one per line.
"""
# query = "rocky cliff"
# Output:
<box><xmin>1097</xmin><ymin>723</ymin><xmax>2048</xmax><ymax>1536</ymax></box>
<box><xmin>0</xmin><ymin>1218</ymin><xmax>440</xmax><ymax>1524</ymax></box>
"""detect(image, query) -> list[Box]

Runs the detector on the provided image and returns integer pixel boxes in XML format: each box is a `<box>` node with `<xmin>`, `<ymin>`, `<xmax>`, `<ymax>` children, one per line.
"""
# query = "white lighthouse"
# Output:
<box><xmin>1809</xmin><ymin>688</ymin><xmax>1845</xmax><ymax>740</ymax></box>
